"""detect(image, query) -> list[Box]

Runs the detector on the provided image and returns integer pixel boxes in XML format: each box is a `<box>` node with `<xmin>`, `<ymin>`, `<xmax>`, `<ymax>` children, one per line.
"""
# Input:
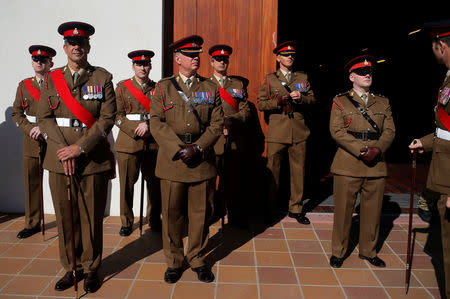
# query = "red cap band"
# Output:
<box><xmin>177</xmin><ymin>42</ymin><xmax>199</xmax><ymax>50</ymax></box>
<box><xmin>63</xmin><ymin>28</ymin><xmax>90</xmax><ymax>38</ymax></box>
<box><xmin>212</xmin><ymin>50</ymin><xmax>229</xmax><ymax>57</ymax></box>
<box><xmin>277</xmin><ymin>45</ymin><xmax>295</xmax><ymax>53</ymax></box>
<box><xmin>349</xmin><ymin>61</ymin><xmax>372</xmax><ymax>72</ymax></box>
<box><xmin>437</xmin><ymin>31</ymin><xmax>450</xmax><ymax>38</ymax></box>
<box><xmin>31</xmin><ymin>50</ymin><xmax>52</xmax><ymax>57</ymax></box>
<box><xmin>132</xmin><ymin>55</ymin><xmax>151</xmax><ymax>61</ymax></box>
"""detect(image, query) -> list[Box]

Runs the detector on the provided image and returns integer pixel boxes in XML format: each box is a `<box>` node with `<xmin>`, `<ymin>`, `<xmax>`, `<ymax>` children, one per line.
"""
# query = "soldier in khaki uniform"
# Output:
<box><xmin>257</xmin><ymin>41</ymin><xmax>316</xmax><ymax>225</ymax></box>
<box><xmin>150</xmin><ymin>35</ymin><xmax>223</xmax><ymax>284</ymax></box>
<box><xmin>12</xmin><ymin>45</ymin><xmax>55</xmax><ymax>239</ymax></box>
<box><xmin>37</xmin><ymin>22</ymin><xmax>116</xmax><ymax>293</ymax></box>
<box><xmin>114</xmin><ymin>50</ymin><xmax>161</xmax><ymax>236</ymax></box>
<box><xmin>208</xmin><ymin>44</ymin><xmax>250</xmax><ymax>227</ymax></box>
<box><xmin>329</xmin><ymin>54</ymin><xmax>395</xmax><ymax>268</ymax></box>
<box><xmin>409</xmin><ymin>20</ymin><xmax>450</xmax><ymax>298</ymax></box>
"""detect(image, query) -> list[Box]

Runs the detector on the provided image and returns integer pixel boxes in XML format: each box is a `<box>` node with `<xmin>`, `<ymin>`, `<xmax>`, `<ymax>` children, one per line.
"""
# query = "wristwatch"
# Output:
<box><xmin>79</xmin><ymin>146</ymin><xmax>85</xmax><ymax>154</ymax></box>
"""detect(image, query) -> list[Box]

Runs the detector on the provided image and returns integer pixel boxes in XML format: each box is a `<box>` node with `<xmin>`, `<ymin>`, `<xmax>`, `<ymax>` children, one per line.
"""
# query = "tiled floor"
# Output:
<box><xmin>0</xmin><ymin>213</ymin><xmax>444</xmax><ymax>299</ymax></box>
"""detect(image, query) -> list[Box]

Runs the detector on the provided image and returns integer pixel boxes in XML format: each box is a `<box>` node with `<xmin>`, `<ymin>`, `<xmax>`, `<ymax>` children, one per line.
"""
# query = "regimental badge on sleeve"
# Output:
<box><xmin>440</xmin><ymin>87</ymin><xmax>450</xmax><ymax>106</ymax></box>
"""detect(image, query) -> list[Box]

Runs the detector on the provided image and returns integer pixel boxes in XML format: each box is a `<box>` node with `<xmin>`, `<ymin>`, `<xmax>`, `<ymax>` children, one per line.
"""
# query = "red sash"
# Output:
<box><xmin>24</xmin><ymin>78</ymin><xmax>41</xmax><ymax>102</ymax></box>
<box><xmin>50</xmin><ymin>69</ymin><xmax>97</xmax><ymax>128</ymax></box>
<box><xmin>122</xmin><ymin>79</ymin><xmax>151</xmax><ymax>112</ymax></box>
<box><xmin>437</xmin><ymin>89</ymin><xmax>450</xmax><ymax>131</ymax></box>
<box><xmin>219</xmin><ymin>86</ymin><xmax>239</xmax><ymax>112</ymax></box>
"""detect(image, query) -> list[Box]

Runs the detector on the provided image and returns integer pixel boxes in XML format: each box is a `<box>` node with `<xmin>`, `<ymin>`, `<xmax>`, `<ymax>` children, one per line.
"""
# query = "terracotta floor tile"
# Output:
<box><xmin>320</xmin><ymin>240</ymin><xmax>332</xmax><ymax>253</ymax></box>
<box><xmin>398</xmin><ymin>254</ymin><xmax>434</xmax><ymax>270</ymax></box>
<box><xmin>0</xmin><ymin>295</ymin><xmax>35</xmax><ymax>299</ymax></box>
<box><xmin>291</xmin><ymin>253</ymin><xmax>329</xmax><ymax>267</ymax></box>
<box><xmin>254</xmin><ymin>239</ymin><xmax>288</xmax><ymax>252</ymax></box>
<box><xmin>284</xmin><ymin>229</ymin><xmax>317</xmax><ymax>240</ymax></box>
<box><xmin>103</xmin><ymin>223</ymin><xmax>122</xmax><ymax>235</ymax></box>
<box><xmin>136</xmin><ymin>263</ymin><xmax>166</xmax><ymax>281</ymax></box>
<box><xmin>302</xmin><ymin>285</ymin><xmax>346</xmax><ymax>299</ymax></box>
<box><xmin>216</xmin><ymin>284</ymin><xmax>258</xmax><ymax>299</ymax></box>
<box><xmin>102</xmin><ymin>234</ymin><xmax>122</xmax><ymax>247</ymax></box>
<box><xmin>172</xmin><ymin>282</ymin><xmax>215</xmax><ymax>299</ymax></box>
<box><xmin>18</xmin><ymin>232</ymin><xmax>51</xmax><ymax>245</ymax></box>
<box><xmin>0</xmin><ymin>244</ymin><xmax>12</xmax><ymax>256</ymax></box>
<box><xmin>0</xmin><ymin>258</ymin><xmax>30</xmax><ymax>274</ymax></box>
<box><xmin>426</xmin><ymin>287</ymin><xmax>441</xmax><ymax>298</ymax></box>
<box><xmin>36</xmin><ymin>244</ymin><xmax>59</xmax><ymax>259</ymax></box>
<box><xmin>21</xmin><ymin>259</ymin><xmax>61</xmax><ymax>276</ymax></box>
<box><xmin>0</xmin><ymin>231</ymin><xmax>20</xmax><ymax>243</ymax></box>
<box><xmin>2</xmin><ymin>243</ymin><xmax>46</xmax><ymax>258</ymax></box>
<box><xmin>0</xmin><ymin>274</ymin><xmax>13</xmax><ymax>289</ymax></box>
<box><xmin>127</xmin><ymin>280</ymin><xmax>172</xmax><ymax>299</ymax></box>
<box><xmin>387</xmin><ymin>241</ymin><xmax>426</xmax><ymax>256</ymax></box>
<box><xmin>255</xmin><ymin>228</ymin><xmax>284</xmax><ymax>239</ymax></box>
<box><xmin>411</xmin><ymin>270</ymin><xmax>438</xmax><ymax>288</ymax></box>
<box><xmin>385</xmin><ymin>230</ymin><xmax>408</xmax><ymax>241</ymax></box>
<box><xmin>256</xmin><ymin>252</ymin><xmax>293</xmax><ymax>267</ymax></box>
<box><xmin>386</xmin><ymin>287</ymin><xmax>434</xmax><ymax>298</ymax></box>
<box><xmin>311</xmin><ymin>223</ymin><xmax>334</xmax><ymax>229</ymax></box>
<box><xmin>103</xmin><ymin>216</ymin><xmax>122</xmax><ymax>224</ymax></box>
<box><xmin>104</xmin><ymin>261</ymin><xmax>141</xmax><ymax>280</ymax></box>
<box><xmin>258</xmin><ymin>267</ymin><xmax>297</xmax><ymax>284</ymax></box>
<box><xmin>1</xmin><ymin>275</ymin><xmax>53</xmax><ymax>295</ymax></box>
<box><xmin>83</xmin><ymin>278</ymin><xmax>132</xmax><ymax>299</ymax></box>
<box><xmin>297</xmin><ymin>268</ymin><xmax>339</xmax><ymax>285</ymax></box>
<box><xmin>259</xmin><ymin>284</ymin><xmax>301</xmax><ymax>299</ymax></box>
<box><xmin>373</xmin><ymin>269</ymin><xmax>420</xmax><ymax>287</ymax></box>
<box><xmin>334</xmin><ymin>269</ymin><xmax>380</xmax><ymax>286</ymax></box>
<box><xmin>218</xmin><ymin>266</ymin><xmax>257</xmax><ymax>283</ymax></box>
<box><xmin>377</xmin><ymin>243</ymin><xmax>395</xmax><ymax>254</ymax></box>
<box><xmin>4</xmin><ymin>220</ymin><xmax>26</xmax><ymax>232</ymax></box>
<box><xmin>282</xmin><ymin>221</ymin><xmax>312</xmax><ymax>229</ymax></box>
<box><xmin>343</xmin><ymin>286</ymin><xmax>389</xmax><ymax>299</ymax></box>
<box><xmin>220</xmin><ymin>251</ymin><xmax>255</xmax><ymax>266</ymax></box>
<box><xmin>144</xmin><ymin>249</ymin><xmax>166</xmax><ymax>263</ymax></box>
<box><xmin>233</xmin><ymin>240</ymin><xmax>255</xmax><ymax>252</ymax></box>
<box><xmin>315</xmin><ymin>229</ymin><xmax>333</xmax><ymax>240</ymax></box>
<box><xmin>288</xmin><ymin>240</ymin><xmax>323</xmax><ymax>253</ymax></box>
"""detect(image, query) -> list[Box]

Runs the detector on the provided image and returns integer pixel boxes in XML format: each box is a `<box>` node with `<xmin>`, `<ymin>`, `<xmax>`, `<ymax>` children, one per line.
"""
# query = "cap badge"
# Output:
<box><xmin>73</xmin><ymin>28</ymin><xmax>79</xmax><ymax>35</ymax></box>
<box><xmin>192</xmin><ymin>43</ymin><xmax>197</xmax><ymax>47</ymax></box>
<box><xmin>364</xmin><ymin>60</ymin><xmax>368</xmax><ymax>66</ymax></box>
<box><xmin>288</xmin><ymin>46</ymin><xmax>291</xmax><ymax>50</ymax></box>
<box><xmin>141</xmin><ymin>55</ymin><xmax>146</xmax><ymax>60</ymax></box>
<box><xmin>220</xmin><ymin>50</ymin><xmax>225</xmax><ymax>54</ymax></box>
<box><xmin>37</xmin><ymin>49</ymin><xmax>41</xmax><ymax>55</ymax></box>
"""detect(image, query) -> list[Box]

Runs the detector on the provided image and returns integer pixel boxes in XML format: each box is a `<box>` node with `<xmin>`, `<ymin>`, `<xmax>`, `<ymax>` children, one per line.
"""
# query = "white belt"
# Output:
<box><xmin>25</xmin><ymin>114</ymin><xmax>37</xmax><ymax>123</ymax></box>
<box><xmin>126</xmin><ymin>114</ymin><xmax>150</xmax><ymax>121</ymax></box>
<box><xmin>55</xmin><ymin>118</ymin><xmax>87</xmax><ymax>128</ymax></box>
<box><xmin>436</xmin><ymin>128</ymin><xmax>450</xmax><ymax>141</ymax></box>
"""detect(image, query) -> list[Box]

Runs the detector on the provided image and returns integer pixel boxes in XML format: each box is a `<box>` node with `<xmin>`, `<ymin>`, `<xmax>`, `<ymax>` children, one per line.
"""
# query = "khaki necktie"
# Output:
<box><xmin>361</xmin><ymin>94</ymin><xmax>368</xmax><ymax>104</ymax></box>
<box><xmin>285</xmin><ymin>72</ymin><xmax>291</xmax><ymax>82</ymax></box>
<box><xmin>185</xmin><ymin>78</ymin><xmax>192</xmax><ymax>89</ymax></box>
<box><xmin>38</xmin><ymin>79</ymin><xmax>43</xmax><ymax>89</ymax></box>
<box><xmin>219</xmin><ymin>78</ymin><xmax>225</xmax><ymax>87</ymax></box>
<box><xmin>141</xmin><ymin>83</ymin><xmax>147</xmax><ymax>91</ymax></box>
<box><xmin>73</xmin><ymin>72</ymin><xmax>80</xmax><ymax>85</ymax></box>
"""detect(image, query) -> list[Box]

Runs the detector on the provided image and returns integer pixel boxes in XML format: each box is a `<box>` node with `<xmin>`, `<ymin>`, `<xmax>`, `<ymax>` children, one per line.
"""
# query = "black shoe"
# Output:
<box><xmin>119</xmin><ymin>226</ymin><xmax>133</xmax><ymax>236</ymax></box>
<box><xmin>192</xmin><ymin>266</ymin><xmax>214</xmax><ymax>283</ymax></box>
<box><xmin>329</xmin><ymin>256</ymin><xmax>344</xmax><ymax>268</ymax></box>
<box><xmin>164</xmin><ymin>267</ymin><xmax>183</xmax><ymax>284</ymax></box>
<box><xmin>359</xmin><ymin>254</ymin><xmax>386</xmax><ymax>268</ymax></box>
<box><xmin>55</xmin><ymin>270</ymin><xmax>84</xmax><ymax>291</ymax></box>
<box><xmin>288</xmin><ymin>212</ymin><xmax>311</xmax><ymax>225</ymax></box>
<box><xmin>17</xmin><ymin>227</ymin><xmax>40</xmax><ymax>239</ymax></box>
<box><xmin>418</xmin><ymin>208</ymin><xmax>432</xmax><ymax>224</ymax></box>
<box><xmin>84</xmin><ymin>271</ymin><xmax>101</xmax><ymax>293</ymax></box>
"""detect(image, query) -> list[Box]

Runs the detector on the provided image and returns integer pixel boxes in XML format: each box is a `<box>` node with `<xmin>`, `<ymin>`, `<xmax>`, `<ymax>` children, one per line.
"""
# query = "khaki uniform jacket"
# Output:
<box><xmin>38</xmin><ymin>64</ymin><xmax>116</xmax><ymax>175</ymax></box>
<box><xmin>11</xmin><ymin>77</ymin><xmax>43</xmax><ymax>157</ymax></box>
<box><xmin>150</xmin><ymin>74</ymin><xmax>223</xmax><ymax>182</ymax></box>
<box><xmin>330</xmin><ymin>89</ymin><xmax>396</xmax><ymax>177</ymax></box>
<box><xmin>257</xmin><ymin>70</ymin><xmax>316</xmax><ymax>144</ymax></box>
<box><xmin>210</xmin><ymin>76</ymin><xmax>250</xmax><ymax>155</ymax></box>
<box><xmin>114</xmin><ymin>77</ymin><xmax>158</xmax><ymax>153</ymax></box>
<box><xmin>421</xmin><ymin>75</ymin><xmax>450</xmax><ymax>195</ymax></box>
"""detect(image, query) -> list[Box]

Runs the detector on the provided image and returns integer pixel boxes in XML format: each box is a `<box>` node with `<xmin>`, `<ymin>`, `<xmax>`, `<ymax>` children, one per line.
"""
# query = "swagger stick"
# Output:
<box><xmin>66</xmin><ymin>176</ymin><xmax>78</xmax><ymax>298</ymax></box>
<box><xmin>139</xmin><ymin>140</ymin><xmax>147</xmax><ymax>237</ymax></box>
<box><xmin>38</xmin><ymin>143</ymin><xmax>45</xmax><ymax>240</ymax></box>
<box><xmin>405</xmin><ymin>151</ymin><xmax>417</xmax><ymax>293</ymax></box>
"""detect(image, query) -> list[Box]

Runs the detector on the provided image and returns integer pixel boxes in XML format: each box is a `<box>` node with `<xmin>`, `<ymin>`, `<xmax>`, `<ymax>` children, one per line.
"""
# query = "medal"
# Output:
<box><xmin>83</xmin><ymin>86</ymin><xmax>89</xmax><ymax>100</ymax></box>
<box><xmin>98</xmin><ymin>86</ymin><xmax>103</xmax><ymax>99</ymax></box>
<box><xmin>88</xmin><ymin>86</ymin><xmax>94</xmax><ymax>99</ymax></box>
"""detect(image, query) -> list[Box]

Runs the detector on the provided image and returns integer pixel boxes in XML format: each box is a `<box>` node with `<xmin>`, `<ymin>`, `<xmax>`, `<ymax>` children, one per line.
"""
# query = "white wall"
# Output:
<box><xmin>0</xmin><ymin>0</ymin><xmax>163</xmax><ymax>216</ymax></box>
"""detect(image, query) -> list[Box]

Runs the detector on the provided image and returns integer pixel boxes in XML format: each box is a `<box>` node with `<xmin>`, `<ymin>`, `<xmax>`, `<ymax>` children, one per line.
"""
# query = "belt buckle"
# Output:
<box><xmin>185</xmin><ymin>133</ymin><xmax>192</xmax><ymax>144</ymax></box>
<box><xmin>70</xmin><ymin>119</ymin><xmax>81</xmax><ymax>127</ymax></box>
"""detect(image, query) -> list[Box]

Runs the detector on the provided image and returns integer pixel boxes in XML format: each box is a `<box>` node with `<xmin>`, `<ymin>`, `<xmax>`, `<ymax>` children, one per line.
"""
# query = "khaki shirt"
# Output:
<box><xmin>12</xmin><ymin>77</ymin><xmax>43</xmax><ymax>157</ymax></box>
<box><xmin>37</xmin><ymin>64</ymin><xmax>116</xmax><ymax>175</ymax></box>
<box><xmin>150</xmin><ymin>74</ymin><xmax>223</xmax><ymax>182</ymax></box>
<box><xmin>114</xmin><ymin>77</ymin><xmax>158</xmax><ymax>153</ymax></box>
<box><xmin>257</xmin><ymin>69</ymin><xmax>316</xmax><ymax>144</ymax></box>
<box><xmin>421</xmin><ymin>75</ymin><xmax>450</xmax><ymax>195</ymax></box>
<box><xmin>210</xmin><ymin>75</ymin><xmax>250</xmax><ymax>155</ymax></box>
<box><xmin>329</xmin><ymin>89</ymin><xmax>396</xmax><ymax>177</ymax></box>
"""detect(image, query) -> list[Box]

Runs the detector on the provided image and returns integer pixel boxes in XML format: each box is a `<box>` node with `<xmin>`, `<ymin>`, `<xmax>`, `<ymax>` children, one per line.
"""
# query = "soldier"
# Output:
<box><xmin>329</xmin><ymin>54</ymin><xmax>395</xmax><ymax>268</ymax></box>
<box><xmin>409</xmin><ymin>20</ymin><xmax>450</xmax><ymax>298</ymax></box>
<box><xmin>114</xmin><ymin>50</ymin><xmax>161</xmax><ymax>236</ymax></box>
<box><xmin>150</xmin><ymin>35</ymin><xmax>223</xmax><ymax>284</ymax></box>
<box><xmin>37</xmin><ymin>21</ymin><xmax>116</xmax><ymax>293</ymax></box>
<box><xmin>12</xmin><ymin>45</ymin><xmax>55</xmax><ymax>239</ymax></box>
<box><xmin>257</xmin><ymin>41</ymin><xmax>316</xmax><ymax>225</ymax></box>
<box><xmin>208</xmin><ymin>44</ymin><xmax>250</xmax><ymax>227</ymax></box>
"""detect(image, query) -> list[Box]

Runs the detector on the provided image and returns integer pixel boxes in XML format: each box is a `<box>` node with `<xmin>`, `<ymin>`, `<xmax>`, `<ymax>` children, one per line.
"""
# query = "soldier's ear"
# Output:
<box><xmin>349</xmin><ymin>73</ymin><xmax>355</xmax><ymax>83</ymax></box>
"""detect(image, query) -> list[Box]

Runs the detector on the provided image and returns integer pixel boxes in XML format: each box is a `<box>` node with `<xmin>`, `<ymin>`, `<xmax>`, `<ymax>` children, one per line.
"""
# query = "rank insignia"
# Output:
<box><xmin>37</xmin><ymin>49</ymin><xmax>41</xmax><ymax>55</ymax></box>
<box><xmin>440</xmin><ymin>87</ymin><xmax>450</xmax><ymax>106</ymax></box>
<box><xmin>73</xmin><ymin>28</ymin><xmax>79</xmax><ymax>35</ymax></box>
<box><xmin>364</xmin><ymin>60</ymin><xmax>369</xmax><ymax>66</ymax></box>
<box><xmin>295</xmin><ymin>83</ymin><xmax>308</xmax><ymax>93</ymax></box>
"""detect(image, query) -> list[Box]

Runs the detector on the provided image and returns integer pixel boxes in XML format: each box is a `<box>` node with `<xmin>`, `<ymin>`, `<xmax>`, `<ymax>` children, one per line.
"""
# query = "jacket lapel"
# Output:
<box><xmin>62</xmin><ymin>66</ymin><xmax>74</xmax><ymax>90</ymax></box>
<box><xmin>366</xmin><ymin>93</ymin><xmax>377</xmax><ymax>108</ymax></box>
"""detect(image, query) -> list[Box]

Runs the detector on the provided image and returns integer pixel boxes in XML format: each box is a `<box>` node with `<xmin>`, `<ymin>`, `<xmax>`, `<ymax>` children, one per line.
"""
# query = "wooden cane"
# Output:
<box><xmin>66</xmin><ymin>176</ymin><xmax>78</xmax><ymax>298</ymax></box>
<box><xmin>405</xmin><ymin>151</ymin><xmax>416</xmax><ymax>293</ymax></box>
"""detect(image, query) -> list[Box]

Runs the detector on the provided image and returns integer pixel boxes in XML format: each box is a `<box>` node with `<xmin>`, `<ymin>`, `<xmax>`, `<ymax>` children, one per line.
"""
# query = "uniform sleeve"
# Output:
<box><xmin>114</xmin><ymin>83</ymin><xmax>138</xmax><ymax>138</ymax></box>
<box><xmin>226</xmin><ymin>82</ymin><xmax>250</xmax><ymax>123</ymax></box>
<box><xmin>329</xmin><ymin>97</ymin><xmax>365</xmax><ymax>157</ymax></box>
<box><xmin>75</xmin><ymin>74</ymin><xmax>116</xmax><ymax>153</ymax></box>
<box><xmin>374</xmin><ymin>100</ymin><xmax>396</xmax><ymax>153</ymax></box>
<box><xmin>196</xmin><ymin>87</ymin><xmax>224</xmax><ymax>149</ymax></box>
<box><xmin>11</xmin><ymin>82</ymin><xmax>34</xmax><ymax>137</ymax></box>
<box><xmin>257</xmin><ymin>76</ymin><xmax>279</xmax><ymax>111</ymax></box>
<box><xmin>420</xmin><ymin>132</ymin><xmax>435</xmax><ymax>152</ymax></box>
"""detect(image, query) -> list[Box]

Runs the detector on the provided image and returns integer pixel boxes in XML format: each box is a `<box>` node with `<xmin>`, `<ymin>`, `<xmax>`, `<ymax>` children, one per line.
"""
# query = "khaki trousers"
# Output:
<box><xmin>332</xmin><ymin>175</ymin><xmax>385</xmax><ymax>258</ymax></box>
<box><xmin>116</xmin><ymin>150</ymin><xmax>161</xmax><ymax>227</ymax></box>
<box><xmin>23</xmin><ymin>155</ymin><xmax>41</xmax><ymax>229</ymax></box>
<box><xmin>267</xmin><ymin>141</ymin><xmax>306</xmax><ymax>214</ymax></box>
<box><xmin>49</xmin><ymin>172</ymin><xmax>107</xmax><ymax>272</ymax></box>
<box><xmin>438</xmin><ymin>194</ymin><xmax>450</xmax><ymax>298</ymax></box>
<box><xmin>161</xmin><ymin>179</ymin><xmax>214</xmax><ymax>268</ymax></box>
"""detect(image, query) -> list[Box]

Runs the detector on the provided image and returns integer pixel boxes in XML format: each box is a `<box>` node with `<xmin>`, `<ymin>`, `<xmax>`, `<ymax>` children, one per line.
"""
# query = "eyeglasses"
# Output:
<box><xmin>65</xmin><ymin>37</ymin><xmax>89</xmax><ymax>47</ymax></box>
<box><xmin>32</xmin><ymin>57</ymin><xmax>50</xmax><ymax>63</ymax></box>
<box><xmin>352</xmin><ymin>67</ymin><xmax>373</xmax><ymax>76</ymax></box>
<box><xmin>134</xmin><ymin>61</ymin><xmax>151</xmax><ymax>67</ymax></box>
<box><xmin>279</xmin><ymin>53</ymin><xmax>295</xmax><ymax>58</ymax></box>
<box><xmin>213</xmin><ymin>56</ymin><xmax>229</xmax><ymax>63</ymax></box>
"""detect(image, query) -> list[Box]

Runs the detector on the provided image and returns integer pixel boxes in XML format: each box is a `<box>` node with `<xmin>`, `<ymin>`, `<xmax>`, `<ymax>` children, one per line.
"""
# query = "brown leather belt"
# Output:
<box><xmin>347</xmin><ymin>130</ymin><xmax>380</xmax><ymax>141</ymax></box>
<box><xmin>177</xmin><ymin>133</ymin><xmax>201</xmax><ymax>144</ymax></box>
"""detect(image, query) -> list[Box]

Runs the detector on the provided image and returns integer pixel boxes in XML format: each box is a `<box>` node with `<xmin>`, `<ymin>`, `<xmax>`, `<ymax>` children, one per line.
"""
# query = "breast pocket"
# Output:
<box><xmin>372</xmin><ymin>111</ymin><xmax>386</xmax><ymax>130</ymax></box>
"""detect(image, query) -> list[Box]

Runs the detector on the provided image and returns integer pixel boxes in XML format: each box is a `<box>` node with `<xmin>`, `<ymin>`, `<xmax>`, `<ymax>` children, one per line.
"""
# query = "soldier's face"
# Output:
<box><xmin>211</xmin><ymin>57</ymin><xmax>229</xmax><ymax>73</ymax></box>
<box><xmin>176</xmin><ymin>52</ymin><xmax>200</xmax><ymax>72</ymax></box>
<box><xmin>432</xmin><ymin>41</ymin><xmax>446</xmax><ymax>65</ymax></box>
<box><xmin>31</xmin><ymin>58</ymin><xmax>53</xmax><ymax>75</ymax></box>
<box><xmin>63</xmin><ymin>38</ymin><xmax>90</xmax><ymax>64</ymax></box>
<box><xmin>132</xmin><ymin>62</ymin><xmax>151</xmax><ymax>81</ymax></box>
<box><xmin>277</xmin><ymin>53</ymin><xmax>295</xmax><ymax>69</ymax></box>
<box><xmin>350</xmin><ymin>72</ymin><xmax>372</xmax><ymax>89</ymax></box>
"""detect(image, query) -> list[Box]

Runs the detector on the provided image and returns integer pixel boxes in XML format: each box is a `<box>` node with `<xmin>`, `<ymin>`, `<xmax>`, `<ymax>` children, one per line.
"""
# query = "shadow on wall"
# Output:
<box><xmin>0</xmin><ymin>107</ymin><xmax>26</xmax><ymax>213</ymax></box>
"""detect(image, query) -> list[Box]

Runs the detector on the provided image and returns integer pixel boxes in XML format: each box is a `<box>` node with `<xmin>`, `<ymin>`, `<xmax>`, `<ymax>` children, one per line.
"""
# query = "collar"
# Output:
<box><xmin>280</xmin><ymin>68</ymin><xmax>291</xmax><ymax>77</ymax></box>
<box><xmin>68</xmin><ymin>66</ymin><xmax>86</xmax><ymax>76</ymax></box>
<box><xmin>178</xmin><ymin>72</ymin><xmax>196</xmax><ymax>84</ymax></box>
<box><xmin>214</xmin><ymin>74</ymin><xmax>226</xmax><ymax>82</ymax></box>
<box><xmin>352</xmin><ymin>88</ymin><xmax>369</xmax><ymax>98</ymax></box>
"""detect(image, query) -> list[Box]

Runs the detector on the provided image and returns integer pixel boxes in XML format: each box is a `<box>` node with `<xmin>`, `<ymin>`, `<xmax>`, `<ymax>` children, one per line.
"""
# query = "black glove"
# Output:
<box><xmin>360</xmin><ymin>146</ymin><xmax>382</xmax><ymax>166</ymax></box>
<box><xmin>176</xmin><ymin>144</ymin><xmax>203</xmax><ymax>168</ymax></box>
